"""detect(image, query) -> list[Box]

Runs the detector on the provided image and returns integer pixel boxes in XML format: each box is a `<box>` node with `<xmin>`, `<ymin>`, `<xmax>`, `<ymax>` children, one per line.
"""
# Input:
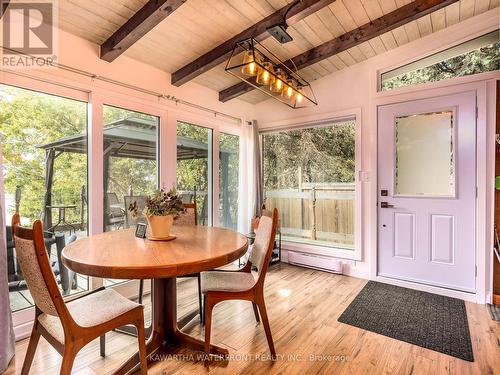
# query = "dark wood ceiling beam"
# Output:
<box><xmin>171</xmin><ymin>0</ymin><xmax>337</xmax><ymax>87</ymax></box>
<box><xmin>1</xmin><ymin>1</ymin><xmax>10</xmax><ymax>17</ymax></box>
<box><xmin>219</xmin><ymin>0</ymin><xmax>458</xmax><ymax>102</ymax></box>
<box><xmin>100</xmin><ymin>0</ymin><xmax>187</xmax><ymax>62</ymax></box>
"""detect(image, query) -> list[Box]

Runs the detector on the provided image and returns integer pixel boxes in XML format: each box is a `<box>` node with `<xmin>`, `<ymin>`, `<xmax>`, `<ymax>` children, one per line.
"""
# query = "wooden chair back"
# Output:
<box><xmin>175</xmin><ymin>202</ymin><xmax>197</xmax><ymax>226</ymax></box>
<box><xmin>11</xmin><ymin>214</ymin><xmax>71</xmax><ymax>321</ymax></box>
<box><xmin>249</xmin><ymin>208</ymin><xmax>278</xmax><ymax>285</ymax></box>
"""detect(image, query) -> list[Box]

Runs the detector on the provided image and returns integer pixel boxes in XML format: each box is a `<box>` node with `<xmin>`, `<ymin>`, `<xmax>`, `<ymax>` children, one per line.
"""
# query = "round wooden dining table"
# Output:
<box><xmin>62</xmin><ymin>225</ymin><xmax>248</xmax><ymax>374</ymax></box>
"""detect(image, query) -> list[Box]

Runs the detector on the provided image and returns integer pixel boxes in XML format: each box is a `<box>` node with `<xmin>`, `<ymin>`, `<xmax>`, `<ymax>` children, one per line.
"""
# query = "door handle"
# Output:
<box><xmin>380</xmin><ymin>202</ymin><xmax>395</xmax><ymax>208</ymax></box>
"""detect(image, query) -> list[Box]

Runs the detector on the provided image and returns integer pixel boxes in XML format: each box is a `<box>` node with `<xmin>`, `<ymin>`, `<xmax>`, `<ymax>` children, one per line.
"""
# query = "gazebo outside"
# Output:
<box><xmin>37</xmin><ymin>117</ymin><xmax>237</xmax><ymax>232</ymax></box>
<box><xmin>7</xmin><ymin>116</ymin><xmax>237</xmax><ymax>309</ymax></box>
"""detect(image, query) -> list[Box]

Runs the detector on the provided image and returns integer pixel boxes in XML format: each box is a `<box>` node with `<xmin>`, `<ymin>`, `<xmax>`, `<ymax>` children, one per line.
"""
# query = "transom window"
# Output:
<box><xmin>380</xmin><ymin>31</ymin><xmax>499</xmax><ymax>91</ymax></box>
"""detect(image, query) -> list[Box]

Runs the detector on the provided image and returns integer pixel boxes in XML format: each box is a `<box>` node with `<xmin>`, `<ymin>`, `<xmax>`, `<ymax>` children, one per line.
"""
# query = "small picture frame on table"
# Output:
<box><xmin>135</xmin><ymin>223</ymin><xmax>147</xmax><ymax>238</ymax></box>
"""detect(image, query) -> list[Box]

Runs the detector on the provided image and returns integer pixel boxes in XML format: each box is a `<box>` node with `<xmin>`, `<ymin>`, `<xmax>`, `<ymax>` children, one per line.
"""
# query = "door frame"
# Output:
<box><xmin>369</xmin><ymin>78</ymin><xmax>495</xmax><ymax>303</ymax></box>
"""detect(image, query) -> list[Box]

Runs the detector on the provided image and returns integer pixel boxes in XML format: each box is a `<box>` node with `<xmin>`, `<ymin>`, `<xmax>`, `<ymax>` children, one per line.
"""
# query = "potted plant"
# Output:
<box><xmin>128</xmin><ymin>188</ymin><xmax>185</xmax><ymax>240</ymax></box>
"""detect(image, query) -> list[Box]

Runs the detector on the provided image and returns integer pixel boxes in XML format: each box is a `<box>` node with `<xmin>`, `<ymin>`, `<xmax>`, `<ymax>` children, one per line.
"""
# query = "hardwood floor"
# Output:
<box><xmin>5</xmin><ymin>264</ymin><xmax>500</xmax><ymax>375</ymax></box>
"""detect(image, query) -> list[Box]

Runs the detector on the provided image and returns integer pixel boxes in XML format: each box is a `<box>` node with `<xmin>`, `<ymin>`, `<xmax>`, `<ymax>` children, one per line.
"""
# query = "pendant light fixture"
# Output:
<box><xmin>225</xmin><ymin>38</ymin><xmax>317</xmax><ymax>109</ymax></box>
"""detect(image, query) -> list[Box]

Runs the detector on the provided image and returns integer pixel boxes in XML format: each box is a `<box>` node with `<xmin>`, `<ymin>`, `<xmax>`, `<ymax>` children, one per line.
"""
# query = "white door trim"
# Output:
<box><xmin>369</xmin><ymin>79</ymin><xmax>493</xmax><ymax>303</ymax></box>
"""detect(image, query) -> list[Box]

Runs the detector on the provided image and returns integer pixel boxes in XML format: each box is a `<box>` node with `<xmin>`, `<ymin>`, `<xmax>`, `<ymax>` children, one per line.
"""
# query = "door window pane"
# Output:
<box><xmin>102</xmin><ymin>106</ymin><xmax>159</xmax><ymax>286</ymax></box>
<box><xmin>395</xmin><ymin>111</ymin><xmax>454</xmax><ymax>197</ymax></box>
<box><xmin>0</xmin><ymin>84</ymin><xmax>89</xmax><ymax>312</ymax></box>
<box><xmin>176</xmin><ymin>122</ymin><xmax>213</xmax><ymax>226</ymax></box>
<box><xmin>263</xmin><ymin>120</ymin><xmax>356</xmax><ymax>249</ymax></box>
<box><xmin>219</xmin><ymin>133</ymin><xmax>239</xmax><ymax>230</ymax></box>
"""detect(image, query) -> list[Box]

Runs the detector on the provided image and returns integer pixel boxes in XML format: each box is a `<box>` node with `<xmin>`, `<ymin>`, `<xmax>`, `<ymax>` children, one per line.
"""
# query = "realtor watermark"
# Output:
<box><xmin>148</xmin><ymin>353</ymin><xmax>350</xmax><ymax>363</ymax></box>
<box><xmin>1</xmin><ymin>0</ymin><xmax>58</xmax><ymax>68</ymax></box>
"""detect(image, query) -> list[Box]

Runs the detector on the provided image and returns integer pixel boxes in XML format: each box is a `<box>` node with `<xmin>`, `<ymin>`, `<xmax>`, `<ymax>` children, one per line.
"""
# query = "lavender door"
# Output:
<box><xmin>378</xmin><ymin>92</ymin><xmax>476</xmax><ymax>292</ymax></box>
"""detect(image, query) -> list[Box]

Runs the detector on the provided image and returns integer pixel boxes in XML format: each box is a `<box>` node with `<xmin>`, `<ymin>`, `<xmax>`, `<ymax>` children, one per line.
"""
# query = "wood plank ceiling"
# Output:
<box><xmin>58</xmin><ymin>0</ymin><xmax>498</xmax><ymax>104</ymax></box>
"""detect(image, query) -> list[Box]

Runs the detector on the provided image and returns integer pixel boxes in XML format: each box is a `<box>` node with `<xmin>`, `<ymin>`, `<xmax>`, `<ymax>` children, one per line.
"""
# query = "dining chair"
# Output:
<box><xmin>175</xmin><ymin>203</ymin><xmax>203</xmax><ymax>321</ymax></box>
<box><xmin>11</xmin><ymin>214</ymin><xmax>148</xmax><ymax>375</ymax></box>
<box><xmin>201</xmin><ymin>208</ymin><xmax>279</xmax><ymax>365</ymax></box>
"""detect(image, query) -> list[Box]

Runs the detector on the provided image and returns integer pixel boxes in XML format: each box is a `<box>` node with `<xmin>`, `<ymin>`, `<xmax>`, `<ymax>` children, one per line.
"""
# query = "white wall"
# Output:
<box><xmin>254</xmin><ymin>9</ymin><xmax>500</xmax><ymax>302</ymax></box>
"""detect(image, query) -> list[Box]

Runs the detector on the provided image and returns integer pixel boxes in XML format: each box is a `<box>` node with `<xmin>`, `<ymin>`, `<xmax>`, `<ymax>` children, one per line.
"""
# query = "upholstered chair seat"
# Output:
<box><xmin>38</xmin><ymin>288</ymin><xmax>140</xmax><ymax>344</ymax></box>
<box><xmin>201</xmin><ymin>270</ymin><xmax>257</xmax><ymax>293</ymax></box>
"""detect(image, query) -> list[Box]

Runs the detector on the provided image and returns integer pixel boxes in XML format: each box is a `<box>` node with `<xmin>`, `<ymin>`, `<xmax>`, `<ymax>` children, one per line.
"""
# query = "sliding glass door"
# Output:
<box><xmin>0</xmin><ymin>84</ymin><xmax>89</xmax><ymax>314</ymax></box>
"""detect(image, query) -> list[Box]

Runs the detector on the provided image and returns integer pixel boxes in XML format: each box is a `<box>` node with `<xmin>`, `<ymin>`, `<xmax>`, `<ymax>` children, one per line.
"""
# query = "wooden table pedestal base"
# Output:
<box><xmin>114</xmin><ymin>277</ymin><xmax>228</xmax><ymax>374</ymax></box>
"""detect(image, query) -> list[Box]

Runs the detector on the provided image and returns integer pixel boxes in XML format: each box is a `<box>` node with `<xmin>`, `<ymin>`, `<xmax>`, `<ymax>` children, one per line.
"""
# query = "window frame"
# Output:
<box><xmin>259</xmin><ymin>112</ymin><xmax>362</xmax><ymax>261</ymax></box>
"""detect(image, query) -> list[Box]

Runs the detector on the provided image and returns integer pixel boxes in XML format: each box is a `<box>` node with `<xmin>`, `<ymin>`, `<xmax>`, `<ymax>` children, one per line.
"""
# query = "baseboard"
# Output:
<box><xmin>14</xmin><ymin>321</ymin><xmax>33</xmax><ymax>341</ymax></box>
<box><xmin>287</xmin><ymin>251</ymin><xmax>343</xmax><ymax>274</ymax></box>
<box><xmin>281</xmin><ymin>249</ymin><xmax>369</xmax><ymax>279</ymax></box>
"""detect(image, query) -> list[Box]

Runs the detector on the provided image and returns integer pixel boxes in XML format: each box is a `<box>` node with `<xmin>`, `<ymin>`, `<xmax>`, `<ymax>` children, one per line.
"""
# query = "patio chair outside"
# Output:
<box><xmin>106</xmin><ymin>192</ymin><xmax>125</xmax><ymax>228</ymax></box>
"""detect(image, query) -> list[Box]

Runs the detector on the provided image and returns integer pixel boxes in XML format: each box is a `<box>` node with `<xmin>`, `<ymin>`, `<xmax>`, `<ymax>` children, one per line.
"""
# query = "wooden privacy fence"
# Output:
<box><xmin>265</xmin><ymin>183</ymin><xmax>355</xmax><ymax>248</ymax></box>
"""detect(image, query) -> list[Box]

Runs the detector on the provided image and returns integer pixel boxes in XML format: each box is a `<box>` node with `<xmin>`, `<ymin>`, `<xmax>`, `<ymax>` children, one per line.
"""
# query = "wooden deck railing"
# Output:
<box><xmin>265</xmin><ymin>183</ymin><xmax>355</xmax><ymax>248</ymax></box>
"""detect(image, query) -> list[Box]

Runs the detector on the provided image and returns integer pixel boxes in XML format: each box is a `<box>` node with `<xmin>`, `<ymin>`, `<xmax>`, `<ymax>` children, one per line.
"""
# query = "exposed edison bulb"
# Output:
<box><xmin>241</xmin><ymin>50</ymin><xmax>259</xmax><ymax>77</ymax></box>
<box><xmin>282</xmin><ymin>78</ymin><xmax>296</xmax><ymax>101</ymax></box>
<box><xmin>295</xmin><ymin>87</ymin><xmax>304</xmax><ymax>104</ymax></box>
<box><xmin>256</xmin><ymin>61</ymin><xmax>275</xmax><ymax>85</ymax></box>
<box><xmin>248</xmin><ymin>62</ymin><xmax>257</xmax><ymax>76</ymax></box>
<box><xmin>270</xmin><ymin>69</ymin><xmax>284</xmax><ymax>93</ymax></box>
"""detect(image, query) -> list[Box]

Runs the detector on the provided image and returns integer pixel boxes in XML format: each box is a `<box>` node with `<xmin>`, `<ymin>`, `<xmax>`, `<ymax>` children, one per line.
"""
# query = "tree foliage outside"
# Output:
<box><xmin>103</xmin><ymin>105</ymin><xmax>158</xmax><ymax>201</ymax></box>
<box><xmin>263</xmin><ymin>122</ymin><xmax>356</xmax><ymax>191</ymax></box>
<box><xmin>219</xmin><ymin>132</ymin><xmax>239</xmax><ymax>229</ymax></box>
<box><xmin>176</xmin><ymin>122</ymin><xmax>211</xmax><ymax>223</ymax></box>
<box><xmin>0</xmin><ymin>85</ymin><xmax>87</xmax><ymax>224</ymax></box>
<box><xmin>176</xmin><ymin>121</ymin><xmax>210</xmax><ymax>194</ymax></box>
<box><xmin>381</xmin><ymin>41</ymin><xmax>499</xmax><ymax>91</ymax></box>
